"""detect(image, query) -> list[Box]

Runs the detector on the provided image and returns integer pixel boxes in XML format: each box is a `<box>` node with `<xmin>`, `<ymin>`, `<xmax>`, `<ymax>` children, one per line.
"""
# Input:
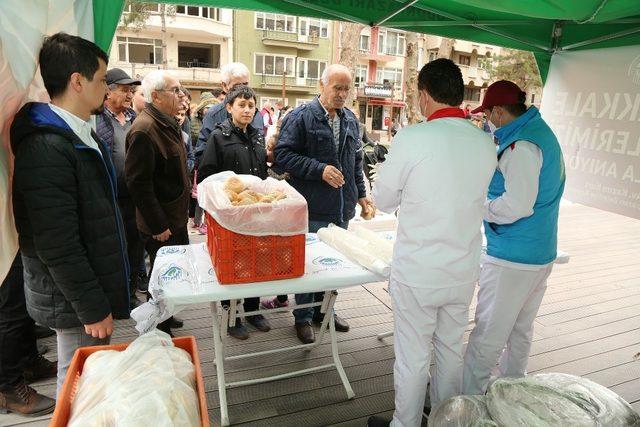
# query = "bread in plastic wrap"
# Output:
<box><xmin>486</xmin><ymin>373</ymin><xmax>640</xmax><ymax>427</ymax></box>
<box><xmin>68</xmin><ymin>331</ymin><xmax>200</xmax><ymax>427</ymax></box>
<box><xmin>428</xmin><ymin>395</ymin><xmax>497</xmax><ymax>427</ymax></box>
<box><xmin>197</xmin><ymin>171</ymin><xmax>308</xmax><ymax>236</ymax></box>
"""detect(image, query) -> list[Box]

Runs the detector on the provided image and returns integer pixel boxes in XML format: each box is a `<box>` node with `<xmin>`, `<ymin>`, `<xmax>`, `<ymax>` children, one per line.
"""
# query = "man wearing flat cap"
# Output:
<box><xmin>463</xmin><ymin>80</ymin><xmax>565</xmax><ymax>395</ymax></box>
<box><xmin>95</xmin><ymin>68</ymin><xmax>143</xmax><ymax>309</ymax></box>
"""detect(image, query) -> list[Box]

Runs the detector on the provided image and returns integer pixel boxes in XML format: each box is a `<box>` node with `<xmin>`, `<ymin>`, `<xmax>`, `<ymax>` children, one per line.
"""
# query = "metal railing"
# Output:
<box><xmin>261</xmin><ymin>30</ymin><xmax>319</xmax><ymax>44</ymax></box>
<box><xmin>178</xmin><ymin>61</ymin><xmax>218</xmax><ymax>69</ymax></box>
<box><xmin>258</xmin><ymin>74</ymin><xmax>319</xmax><ymax>87</ymax></box>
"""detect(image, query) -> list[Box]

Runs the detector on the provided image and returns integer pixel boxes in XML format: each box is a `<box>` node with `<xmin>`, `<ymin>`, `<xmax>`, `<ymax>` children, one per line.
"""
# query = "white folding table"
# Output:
<box><xmin>143</xmin><ymin>234</ymin><xmax>382</xmax><ymax>426</ymax></box>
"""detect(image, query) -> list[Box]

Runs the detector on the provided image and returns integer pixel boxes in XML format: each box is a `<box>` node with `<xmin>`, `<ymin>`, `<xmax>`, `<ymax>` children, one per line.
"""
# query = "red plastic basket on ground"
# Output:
<box><xmin>50</xmin><ymin>336</ymin><xmax>209</xmax><ymax>426</ymax></box>
<box><xmin>205</xmin><ymin>213</ymin><xmax>305</xmax><ymax>284</ymax></box>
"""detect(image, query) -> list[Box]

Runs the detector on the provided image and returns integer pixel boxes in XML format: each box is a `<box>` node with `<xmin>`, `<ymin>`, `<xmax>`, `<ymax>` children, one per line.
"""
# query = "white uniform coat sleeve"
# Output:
<box><xmin>371</xmin><ymin>131</ymin><xmax>422</xmax><ymax>214</ymax></box>
<box><xmin>484</xmin><ymin>140</ymin><xmax>543</xmax><ymax>225</ymax></box>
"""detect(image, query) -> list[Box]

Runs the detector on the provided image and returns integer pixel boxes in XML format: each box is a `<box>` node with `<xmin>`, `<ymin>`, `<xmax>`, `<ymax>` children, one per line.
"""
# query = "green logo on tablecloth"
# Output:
<box><xmin>313</xmin><ymin>256</ymin><xmax>342</xmax><ymax>267</ymax></box>
<box><xmin>160</xmin><ymin>265</ymin><xmax>184</xmax><ymax>281</ymax></box>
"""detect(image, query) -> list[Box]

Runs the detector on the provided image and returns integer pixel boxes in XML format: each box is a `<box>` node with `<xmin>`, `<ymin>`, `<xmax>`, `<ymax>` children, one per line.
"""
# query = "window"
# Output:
<box><xmin>299</xmin><ymin>18</ymin><xmax>329</xmax><ymax>38</ymax></box>
<box><xmin>116</xmin><ymin>37</ymin><xmax>162</xmax><ymax>64</ymax></box>
<box><xmin>478</xmin><ymin>57</ymin><xmax>490</xmax><ymax>69</ymax></box>
<box><xmin>359</xmin><ymin>34</ymin><xmax>370</xmax><ymax>51</ymax></box>
<box><xmin>298</xmin><ymin>59</ymin><xmax>327</xmax><ymax>80</ymax></box>
<box><xmin>531</xmin><ymin>93</ymin><xmax>536</xmax><ymax>104</ymax></box>
<box><xmin>255</xmin><ymin>12</ymin><xmax>296</xmax><ymax>32</ymax></box>
<box><xmin>428</xmin><ymin>51</ymin><xmax>438</xmax><ymax>62</ymax></box>
<box><xmin>458</xmin><ymin>54</ymin><xmax>471</xmax><ymax>66</ymax></box>
<box><xmin>376</xmin><ymin>67</ymin><xmax>402</xmax><ymax>88</ymax></box>
<box><xmin>355</xmin><ymin>65</ymin><xmax>368</xmax><ymax>87</ymax></box>
<box><xmin>378</xmin><ymin>29</ymin><xmax>405</xmax><ymax>56</ymax></box>
<box><xmin>464</xmin><ymin>86</ymin><xmax>481</xmax><ymax>101</ymax></box>
<box><xmin>255</xmin><ymin>54</ymin><xmax>295</xmax><ymax>76</ymax></box>
<box><xmin>176</xmin><ymin>5</ymin><xmax>221</xmax><ymax>21</ymax></box>
<box><xmin>178</xmin><ymin>42</ymin><xmax>220</xmax><ymax>69</ymax></box>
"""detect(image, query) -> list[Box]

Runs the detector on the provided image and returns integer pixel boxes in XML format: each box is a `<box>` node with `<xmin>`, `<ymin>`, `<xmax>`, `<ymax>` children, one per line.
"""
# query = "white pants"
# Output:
<box><xmin>390</xmin><ymin>279</ymin><xmax>475</xmax><ymax>427</ymax></box>
<box><xmin>463</xmin><ymin>261</ymin><xmax>553</xmax><ymax>395</ymax></box>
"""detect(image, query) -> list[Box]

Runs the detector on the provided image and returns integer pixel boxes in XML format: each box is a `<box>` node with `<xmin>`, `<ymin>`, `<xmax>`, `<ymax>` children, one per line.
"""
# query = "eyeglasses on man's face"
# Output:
<box><xmin>158</xmin><ymin>86</ymin><xmax>185</xmax><ymax>96</ymax></box>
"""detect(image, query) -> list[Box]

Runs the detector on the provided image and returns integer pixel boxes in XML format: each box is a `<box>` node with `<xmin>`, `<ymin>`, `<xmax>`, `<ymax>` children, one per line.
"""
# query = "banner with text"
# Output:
<box><xmin>540</xmin><ymin>45</ymin><xmax>640</xmax><ymax>219</ymax></box>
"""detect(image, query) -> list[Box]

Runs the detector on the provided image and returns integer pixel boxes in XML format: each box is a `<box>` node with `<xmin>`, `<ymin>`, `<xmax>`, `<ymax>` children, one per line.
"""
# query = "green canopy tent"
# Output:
<box><xmin>93</xmin><ymin>0</ymin><xmax>640</xmax><ymax>83</ymax></box>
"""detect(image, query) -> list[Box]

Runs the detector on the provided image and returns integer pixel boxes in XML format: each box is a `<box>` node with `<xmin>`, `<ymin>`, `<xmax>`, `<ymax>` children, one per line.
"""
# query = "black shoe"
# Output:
<box><xmin>227</xmin><ymin>321</ymin><xmax>250</xmax><ymax>340</ymax></box>
<box><xmin>367</xmin><ymin>416</ymin><xmax>390</xmax><ymax>427</ymax></box>
<box><xmin>313</xmin><ymin>312</ymin><xmax>350</xmax><ymax>332</ymax></box>
<box><xmin>34</xmin><ymin>325</ymin><xmax>54</xmax><ymax>339</ymax></box>
<box><xmin>157</xmin><ymin>320</ymin><xmax>174</xmax><ymax>338</ymax></box>
<box><xmin>0</xmin><ymin>381</ymin><xmax>55</xmax><ymax>416</ymax></box>
<box><xmin>136</xmin><ymin>271</ymin><xmax>149</xmax><ymax>293</ymax></box>
<box><xmin>23</xmin><ymin>355</ymin><xmax>57</xmax><ymax>383</ymax></box>
<box><xmin>295</xmin><ymin>322</ymin><xmax>315</xmax><ymax>344</ymax></box>
<box><xmin>169</xmin><ymin>316</ymin><xmax>184</xmax><ymax>329</ymax></box>
<box><xmin>246</xmin><ymin>314</ymin><xmax>271</xmax><ymax>332</ymax></box>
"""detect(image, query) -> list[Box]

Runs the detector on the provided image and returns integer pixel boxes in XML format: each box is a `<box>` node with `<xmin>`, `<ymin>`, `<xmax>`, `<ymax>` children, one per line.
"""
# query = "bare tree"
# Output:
<box><xmin>437</xmin><ymin>37</ymin><xmax>455</xmax><ymax>59</ymax></box>
<box><xmin>159</xmin><ymin>3</ymin><xmax>168</xmax><ymax>69</ymax></box>
<box><xmin>403</xmin><ymin>32</ymin><xmax>421</xmax><ymax>124</ymax></box>
<box><xmin>338</xmin><ymin>22</ymin><xmax>365</xmax><ymax>110</ymax></box>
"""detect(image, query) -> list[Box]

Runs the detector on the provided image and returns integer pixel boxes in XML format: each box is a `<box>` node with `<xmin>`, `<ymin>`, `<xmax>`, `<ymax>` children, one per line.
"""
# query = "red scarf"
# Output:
<box><xmin>427</xmin><ymin>107</ymin><xmax>466</xmax><ymax>121</ymax></box>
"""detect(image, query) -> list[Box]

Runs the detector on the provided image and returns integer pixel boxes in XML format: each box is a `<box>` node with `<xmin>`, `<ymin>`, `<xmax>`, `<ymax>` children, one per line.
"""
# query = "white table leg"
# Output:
<box><xmin>327</xmin><ymin>294</ymin><xmax>355</xmax><ymax>399</ymax></box>
<box><xmin>211</xmin><ymin>302</ymin><xmax>230</xmax><ymax>426</ymax></box>
<box><xmin>377</xmin><ymin>331</ymin><xmax>394</xmax><ymax>340</ymax></box>
<box><xmin>311</xmin><ymin>290</ymin><xmax>334</xmax><ymax>348</ymax></box>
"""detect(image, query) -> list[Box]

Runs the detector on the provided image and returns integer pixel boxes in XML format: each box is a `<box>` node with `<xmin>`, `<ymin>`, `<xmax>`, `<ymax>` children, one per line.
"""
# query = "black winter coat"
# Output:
<box><xmin>197</xmin><ymin>118</ymin><xmax>267</xmax><ymax>183</ymax></box>
<box><xmin>273</xmin><ymin>97</ymin><xmax>366</xmax><ymax>223</ymax></box>
<box><xmin>11</xmin><ymin>103</ymin><xmax>130</xmax><ymax>329</ymax></box>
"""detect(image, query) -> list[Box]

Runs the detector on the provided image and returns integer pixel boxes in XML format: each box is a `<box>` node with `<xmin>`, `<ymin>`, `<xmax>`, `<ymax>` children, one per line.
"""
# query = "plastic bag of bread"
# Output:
<box><xmin>68</xmin><ymin>331</ymin><xmax>200</xmax><ymax>427</ymax></box>
<box><xmin>428</xmin><ymin>395</ymin><xmax>497</xmax><ymax>427</ymax></box>
<box><xmin>197</xmin><ymin>171</ymin><xmax>308</xmax><ymax>236</ymax></box>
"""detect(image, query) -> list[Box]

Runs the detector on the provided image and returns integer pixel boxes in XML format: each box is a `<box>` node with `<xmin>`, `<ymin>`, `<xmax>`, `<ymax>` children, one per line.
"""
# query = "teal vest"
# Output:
<box><xmin>485</xmin><ymin>107</ymin><xmax>566</xmax><ymax>265</ymax></box>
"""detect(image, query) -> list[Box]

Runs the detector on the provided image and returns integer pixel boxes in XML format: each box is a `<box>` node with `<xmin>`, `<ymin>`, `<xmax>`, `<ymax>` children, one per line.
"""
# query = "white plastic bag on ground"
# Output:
<box><xmin>428</xmin><ymin>395</ymin><xmax>497</xmax><ymax>426</ymax></box>
<box><xmin>486</xmin><ymin>373</ymin><xmax>640</xmax><ymax>427</ymax></box>
<box><xmin>68</xmin><ymin>330</ymin><xmax>200</xmax><ymax>427</ymax></box>
<box><xmin>197</xmin><ymin>171</ymin><xmax>308</xmax><ymax>236</ymax></box>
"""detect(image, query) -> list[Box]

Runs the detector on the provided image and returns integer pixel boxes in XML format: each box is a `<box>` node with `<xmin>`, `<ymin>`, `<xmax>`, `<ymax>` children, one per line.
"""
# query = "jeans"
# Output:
<box><xmin>53</xmin><ymin>326</ymin><xmax>109</xmax><ymax>397</ymax></box>
<box><xmin>118</xmin><ymin>197</ymin><xmax>144</xmax><ymax>295</ymax></box>
<box><xmin>293</xmin><ymin>220</ymin><xmax>348</xmax><ymax>324</ymax></box>
<box><xmin>0</xmin><ymin>255</ymin><xmax>39</xmax><ymax>390</ymax></box>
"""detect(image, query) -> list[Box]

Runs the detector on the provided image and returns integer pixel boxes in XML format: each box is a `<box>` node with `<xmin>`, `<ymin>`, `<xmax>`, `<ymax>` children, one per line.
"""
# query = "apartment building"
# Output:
<box><xmin>110</xmin><ymin>4</ymin><xmax>233</xmax><ymax>100</ymax></box>
<box><xmin>233</xmin><ymin>10</ymin><xmax>334</xmax><ymax>109</ymax></box>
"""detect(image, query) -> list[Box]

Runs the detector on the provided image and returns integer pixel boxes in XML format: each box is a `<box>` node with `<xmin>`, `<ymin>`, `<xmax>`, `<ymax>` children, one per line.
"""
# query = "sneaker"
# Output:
<box><xmin>136</xmin><ymin>271</ymin><xmax>149</xmax><ymax>293</ymax></box>
<box><xmin>23</xmin><ymin>355</ymin><xmax>57</xmax><ymax>383</ymax></box>
<box><xmin>261</xmin><ymin>297</ymin><xmax>289</xmax><ymax>309</ymax></box>
<box><xmin>246</xmin><ymin>314</ymin><xmax>271</xmax><ymax>332</ymax></box>
<box><xmin>227</xmin><ymin>321</ymin><xmax>249</xmax><ymax>340</ymax></box>
<box><xmin>197</xmin><ymin>223</ymin><xmax>207</xmax><ymax>235</ymax></box>
<box><xmin>0</xmin><ymin>381</ymin><xmax>55</xmax><ymax>416</ymax></box>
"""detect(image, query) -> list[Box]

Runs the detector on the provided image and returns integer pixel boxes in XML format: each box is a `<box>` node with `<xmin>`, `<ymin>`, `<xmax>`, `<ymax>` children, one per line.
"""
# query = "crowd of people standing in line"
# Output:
<box><xmin>2</xmin><ymin>31</ymin><xmax>564</xmax><ymax>427</ymax></box>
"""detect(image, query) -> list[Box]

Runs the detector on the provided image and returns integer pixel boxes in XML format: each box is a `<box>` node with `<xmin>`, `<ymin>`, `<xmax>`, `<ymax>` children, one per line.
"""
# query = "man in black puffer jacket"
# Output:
<box><xmin>11</xmin><ymin>33</ymin><xmax>129</xmax><ymax>397</ymax></box>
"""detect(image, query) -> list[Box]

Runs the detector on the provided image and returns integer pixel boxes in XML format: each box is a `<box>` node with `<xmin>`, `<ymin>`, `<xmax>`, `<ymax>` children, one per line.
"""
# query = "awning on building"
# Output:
<box><xmin>365</xmin><ymin>98</ymin><xmax>407</xmax><ymax>108</ymax></box>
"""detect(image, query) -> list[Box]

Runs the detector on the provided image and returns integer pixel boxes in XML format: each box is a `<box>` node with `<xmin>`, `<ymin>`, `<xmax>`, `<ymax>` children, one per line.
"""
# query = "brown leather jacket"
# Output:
<box><xmin>125</xmin><ymin>104</ymin><xmax>190</xmax><ymax>235</ymax></box>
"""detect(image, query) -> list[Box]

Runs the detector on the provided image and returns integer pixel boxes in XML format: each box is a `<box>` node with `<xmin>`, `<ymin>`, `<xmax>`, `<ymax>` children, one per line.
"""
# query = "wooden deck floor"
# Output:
<box><xmin>3</xmin><ymin>202</ymin><xmax>640</xmax><ymax>426</ymax></box>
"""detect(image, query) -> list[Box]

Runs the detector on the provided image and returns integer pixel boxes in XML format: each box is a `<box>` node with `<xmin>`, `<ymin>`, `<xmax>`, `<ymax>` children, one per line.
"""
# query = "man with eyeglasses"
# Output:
<box><xmin>125</xmin><ymin>70</ymin><xmax>191</xmax><ymax>336</ymax></box>
<box><xmin>96</xmin><ymin>68</ymin><xmax>142</xmax><ymax>310</ymax></box>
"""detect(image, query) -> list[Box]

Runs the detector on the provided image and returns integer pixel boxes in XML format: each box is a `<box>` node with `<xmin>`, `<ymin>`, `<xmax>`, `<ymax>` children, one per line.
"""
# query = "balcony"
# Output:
<box><xmin>458</xmin><ymin>65</ymin><xmax>490</xmax><ymax>87</ymax></box>
<box><xmin>261</xmin><ymin>30</ymin><xmax>319</xmax><ymax>51</ymax></box>
<box><xmin>113</xmin><ymin>62</ymin><xmax>222</xmax><ymax>88</ymax></box>
<box><xmin>358</xmin><ymin>84</ymin><xmax>394</xmax><ymax>98</ymax></box>
<box><xmin>454</xmin><ymin>39</ymin><xmax>496</xmax><ymax>57</ymax></box>
<box><xmin>257</xmin><ymin>74</ymin><xmax>320</xmax><ymax>92</ymax></box>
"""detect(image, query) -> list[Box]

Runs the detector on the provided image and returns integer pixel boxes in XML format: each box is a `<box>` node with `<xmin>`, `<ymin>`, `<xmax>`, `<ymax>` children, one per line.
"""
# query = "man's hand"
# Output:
<box><xmin>359</xmin><ymin>197</ymin><xmax>376</xmax><ymax>220</ymax></box>
<box><xmin>153</xmin><ymin>229</ymin><xmax>172</xmax><ymax>242</ymax></box>
<box><xmin>322</xmin><ymin>165</ymin><xmax>345</xmax><ymax>188</ymax></box>
<box><xmin>84</xmin><ymin>313</ymin><xmax>113</xmax><ymax>339</ymax></box>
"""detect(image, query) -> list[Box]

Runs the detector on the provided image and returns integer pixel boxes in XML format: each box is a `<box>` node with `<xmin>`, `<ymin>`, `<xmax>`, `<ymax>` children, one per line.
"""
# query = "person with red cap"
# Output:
<box><xmin>368</xmin><ymin>59</ymin><xmax>497</xmax><ymax>427</ymax></box>
<box><xmin>463</xmin><ymin>80</ymin><xmax>566</xmax><ymax>395</ymax></box>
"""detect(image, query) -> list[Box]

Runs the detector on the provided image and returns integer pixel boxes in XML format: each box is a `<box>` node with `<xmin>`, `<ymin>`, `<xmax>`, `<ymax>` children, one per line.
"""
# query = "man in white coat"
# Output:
<box><xmin>367</xmin><ymin>59</ymin><xmax>497</xmax><ymax>427</ymax></box>
<box><xmin>463</xmin><ymin>80</ymin><xmax>565</xmax><ymax>395</ymax></box>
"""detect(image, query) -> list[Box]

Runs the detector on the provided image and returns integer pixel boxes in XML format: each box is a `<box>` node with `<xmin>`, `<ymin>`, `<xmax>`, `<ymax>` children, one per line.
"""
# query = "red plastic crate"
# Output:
<box><xmin>205</xmin><ymin>213</ymin><xmax>305</xmax><ymax>284</ymax></box>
